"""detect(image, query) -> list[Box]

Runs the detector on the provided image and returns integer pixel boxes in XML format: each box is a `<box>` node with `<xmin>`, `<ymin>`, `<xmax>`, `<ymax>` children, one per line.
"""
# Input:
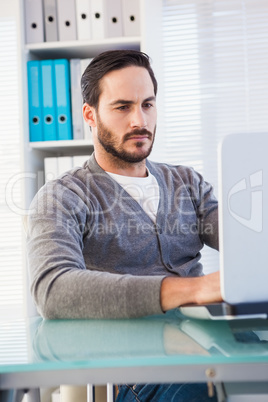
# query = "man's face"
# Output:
<box><xmin>95</xmin><ymin>66</ymin><xmax>157</xmax><ymax>164</ymax></box>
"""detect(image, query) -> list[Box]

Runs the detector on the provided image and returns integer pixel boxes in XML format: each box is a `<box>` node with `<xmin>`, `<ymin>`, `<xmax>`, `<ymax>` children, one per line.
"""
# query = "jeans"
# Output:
<box><xmin>116</xmin><ymin>383</ymin><xmax>218</xmax><ymax>402</ymax></box>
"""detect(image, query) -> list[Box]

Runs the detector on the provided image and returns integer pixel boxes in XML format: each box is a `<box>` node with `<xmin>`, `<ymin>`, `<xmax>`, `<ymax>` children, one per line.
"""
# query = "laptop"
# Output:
<box><xmin>179</xmin><ymin>132</ymin><xmax>268</xmax><ymax>320</ymax></box>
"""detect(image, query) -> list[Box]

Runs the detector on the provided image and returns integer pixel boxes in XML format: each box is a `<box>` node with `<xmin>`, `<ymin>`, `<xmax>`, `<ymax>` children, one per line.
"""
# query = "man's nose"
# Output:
<box><xmin>130</xmin><ymin>107</ymin><xmax>147</xmax><ymax>129</ymax></box>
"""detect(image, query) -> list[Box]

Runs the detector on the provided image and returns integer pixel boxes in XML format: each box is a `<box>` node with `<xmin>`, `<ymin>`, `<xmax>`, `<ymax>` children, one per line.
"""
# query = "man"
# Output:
<box><xmin>27</xmin><ymin>50</ymin><xmax>221</xmax><ymax>401</ymax></box>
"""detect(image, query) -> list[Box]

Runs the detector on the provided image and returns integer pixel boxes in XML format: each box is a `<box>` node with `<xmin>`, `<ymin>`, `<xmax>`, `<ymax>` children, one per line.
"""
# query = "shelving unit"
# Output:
<box><xmin>19</xmin><ymin>0</ymin><xmax>164</xmax><ymax>210</ymax></box>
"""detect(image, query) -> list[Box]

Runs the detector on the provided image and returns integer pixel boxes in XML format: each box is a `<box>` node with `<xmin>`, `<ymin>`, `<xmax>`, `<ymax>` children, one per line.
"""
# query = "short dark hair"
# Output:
<box><xmin>81</xmin><ymin>49</ymin><xmax>158</xmax><ymax>108</ymax></box>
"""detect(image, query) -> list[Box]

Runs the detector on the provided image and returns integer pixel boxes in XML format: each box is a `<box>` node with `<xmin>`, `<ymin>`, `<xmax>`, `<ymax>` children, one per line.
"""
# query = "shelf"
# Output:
<box><xmin>29</xmin><ymin>139</ymin><xmax>94</xmax><ymax>152</ymax></box>
<box><xmin>25</xmin><ymin>37</ymin><xmax>141</xmax><ymax>59</ymax></box>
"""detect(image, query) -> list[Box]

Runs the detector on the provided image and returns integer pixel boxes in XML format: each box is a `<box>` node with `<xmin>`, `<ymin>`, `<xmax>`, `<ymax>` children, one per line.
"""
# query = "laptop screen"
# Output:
<box><xmin>218</xmin><ymin>132</ymin><xmax>268</xmax><ymax>304</ymax></box>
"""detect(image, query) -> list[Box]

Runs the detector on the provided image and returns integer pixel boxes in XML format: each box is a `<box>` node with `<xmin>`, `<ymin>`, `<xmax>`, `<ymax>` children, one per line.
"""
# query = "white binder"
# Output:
<box><xmin>57</xmin><ymin>156</ymin><xmax>73</xmax><ymax>175</ymax></box>
<box><xmin>70</xmin><ymin>59</ymin><xmax>84</xmax><ymax>140</ymax></box>
<box><xmin>44</xmin><ymin>157</ymin><xmax>58</xmax><ymax>182</ymax></box>
<box><xmin>43</xmin><ymin>0</ymin><xmax>58</xmax><ymax>42</ymax></box>
<box><xmin>104</xmin><ymin>0</ymin><xmax>123</xmax><ymax>38</ymax></box>
<box><xmin>80</xmin><ymin>58</ymin><xmax>93</xmax><ymax>140</ymax></box>
<box><xmin>80</xmin><ymin>58</ymin><xmax>91</xmax><ymax>76</ymax></box>
<box><xmin>75</xmin><ymin>0</ymin><xmax>92</xmax><ymax>40</ymax></box>
<box><xmin>24</xmin><ymin>0</ymin><xmax>44</xmax><ymax>44</ymax></box>
<box><xmin>56</xmin><ymin>0</ymin><xmax>77</xmax><ymax>41</ymax></box>
<box><xmin>122</xmin><ymin>0</ymin><xmax>140</xmax><ymax>37</ymax></box>
<box><xmin>73</xmin><ymin>155</ymin><xmax>90</xmax><ymax>167</ymax></box>
<box><xmin>90</xmin><ymin>0</ymin><xmax>105</xmax><ymax>39</ymax></box>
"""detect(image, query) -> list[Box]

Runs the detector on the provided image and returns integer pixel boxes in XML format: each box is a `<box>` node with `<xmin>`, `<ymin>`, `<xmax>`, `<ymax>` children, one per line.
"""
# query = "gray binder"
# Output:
<box><xmin>80</xmin><ymin>58</ymin><xmax>93</xmax><ymax>140</ymax></box>
<box><xmin>56</xmin><ymin>0</ymin><xmax>77</xmax><ymax>41</ymax></box>
<box><xmin>24</xmin><ymin>0</ymin><xmax>44</xmax><ymax>44</ymax></box>
<box><xmin>44</xmin><ymin>0</ymin><xmax>58</xmax><ymax>42</ymax></box>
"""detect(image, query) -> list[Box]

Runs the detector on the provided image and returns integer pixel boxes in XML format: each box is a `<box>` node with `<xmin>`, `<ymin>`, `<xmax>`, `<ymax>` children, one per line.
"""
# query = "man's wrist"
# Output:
<box><xmin>160</xmin><ymin>271</ymin><xmax>221</xmax><ymax>312</ymax></box>
<box><xmin>160</xmin><ymin>276</ymin><xmax>199</xmax><ymax>312</ymax></box>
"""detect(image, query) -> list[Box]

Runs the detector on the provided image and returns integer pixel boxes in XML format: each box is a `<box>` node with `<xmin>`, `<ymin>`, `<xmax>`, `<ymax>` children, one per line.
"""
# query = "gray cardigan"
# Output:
<box><xmin>27</xmin><ymin>154</ymin><xmax>218</xmax><ymax>319</ymax></box>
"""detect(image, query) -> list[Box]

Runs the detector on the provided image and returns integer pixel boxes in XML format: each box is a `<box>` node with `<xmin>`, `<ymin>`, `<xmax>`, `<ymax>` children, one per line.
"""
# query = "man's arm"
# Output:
<box><xmin>160</xmin><ymin>271</ymin><xmax>222</xmax><ymax>312</ymax></box>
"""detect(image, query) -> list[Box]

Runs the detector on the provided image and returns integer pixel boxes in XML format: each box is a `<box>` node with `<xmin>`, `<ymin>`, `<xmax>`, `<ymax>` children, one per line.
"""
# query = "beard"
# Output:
<box><xmin>95</xmin><ymin>113</ymin><xmax>156</xmax><ymax>164</ymax></box>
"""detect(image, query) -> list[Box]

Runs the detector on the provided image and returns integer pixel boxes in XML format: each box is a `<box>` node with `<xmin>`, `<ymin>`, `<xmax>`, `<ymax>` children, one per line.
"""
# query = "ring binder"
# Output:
<box><xmin>24</xmin><ymin>0</ymin><xmax>44</xmax><ymax>44</ymax></box>
<box><xmin>44</xmin><ymin>0</ymin><xmax>59</xmax><ymax>42</ymax></box>
<box><xmin>27</xmin><ymin>61</ymin><xmax>43</xmax><ymax>142</ymax></box>
<box><xmin>54</xmin><ymin>59</ymin><xmax>73</xmax><ymax>140</ymax></box>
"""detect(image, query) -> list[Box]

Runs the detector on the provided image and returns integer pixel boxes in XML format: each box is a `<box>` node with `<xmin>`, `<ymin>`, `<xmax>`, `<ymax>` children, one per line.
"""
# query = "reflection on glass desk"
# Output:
<box><xmin>1</xmin><ymin>310</ymin><xmax>268</xmax><ymax>393</ymax></box>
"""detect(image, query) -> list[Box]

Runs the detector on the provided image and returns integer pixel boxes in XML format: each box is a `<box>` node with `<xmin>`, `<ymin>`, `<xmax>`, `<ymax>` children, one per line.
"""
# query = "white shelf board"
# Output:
<box><xmin>29</xmin><ymin>139</ymin><xmax>94</xmax><ymax>152</ymax></box>
<box><xmin>26</xmin><ymin>37</ymin><xmax>141</xmax><ymax>59</ymax></box>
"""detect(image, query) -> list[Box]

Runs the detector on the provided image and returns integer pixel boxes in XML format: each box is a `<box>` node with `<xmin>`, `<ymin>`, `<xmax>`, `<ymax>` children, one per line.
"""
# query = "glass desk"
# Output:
<box><xmin>1</xmin><ymin>310</ymin><xmax>268</xmax><ymax>401</ymax></box>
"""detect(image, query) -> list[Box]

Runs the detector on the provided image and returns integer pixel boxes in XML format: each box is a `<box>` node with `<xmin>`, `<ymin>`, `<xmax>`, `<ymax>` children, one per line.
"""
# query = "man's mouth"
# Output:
<box><xmin>124</xmin><ymin>129</ymin><xmax>152</xmax><ymax>142</ymax></box>
<box><xmin>127</xmin><ymin>135</ymin><xmax>149</xmax><ymax>140</ymax></box>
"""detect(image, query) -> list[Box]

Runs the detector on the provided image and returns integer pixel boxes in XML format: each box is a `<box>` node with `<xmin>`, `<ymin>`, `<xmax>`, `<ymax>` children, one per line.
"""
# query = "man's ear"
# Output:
<box><xmin>83</xmin><ymin>103</ymin><xmax>97</xmax><ymax>127</ymax></box>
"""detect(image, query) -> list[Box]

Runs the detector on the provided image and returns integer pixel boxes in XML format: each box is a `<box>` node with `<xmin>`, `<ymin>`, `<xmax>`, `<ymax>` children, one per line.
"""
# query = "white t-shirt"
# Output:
<box><xmin>107</xmin><ymin>169</ymin><xmax>160</xmax><ymax>223</ymax></box>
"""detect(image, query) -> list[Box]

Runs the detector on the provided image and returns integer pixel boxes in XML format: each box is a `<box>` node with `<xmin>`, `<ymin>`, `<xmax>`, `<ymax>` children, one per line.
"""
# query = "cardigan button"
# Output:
<box><xmin>155</xmin><ymin>225</ymin><xmax>162</xmax><ymax>234</ymax></box>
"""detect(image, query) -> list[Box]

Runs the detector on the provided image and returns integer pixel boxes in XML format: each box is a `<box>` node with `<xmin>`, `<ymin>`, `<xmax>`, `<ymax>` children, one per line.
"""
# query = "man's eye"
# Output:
<box><xmin>117</xmin><ymin>105</ymin><xmax>129</xmax><ymax>111</ymax></box>
<box><xmin>143</xmin><ymin>103</ymin><xmax>153</xmax><ymax>109</ymax></box>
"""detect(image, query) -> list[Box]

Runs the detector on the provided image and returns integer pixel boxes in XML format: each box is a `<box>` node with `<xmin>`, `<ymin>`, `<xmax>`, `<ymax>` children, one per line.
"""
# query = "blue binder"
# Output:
<box><xmin>53</xmin><ymin>59</ymin><xmax>73</xmax><ymax>140</ymax></box>
<box><xmin>40</xmin><ymin>60</ymin><xmax>57</xmax><ymax>141</ymax></box>
<box><xmin>27</xmin><ymin>61</ymin><xmax>43</xmax><ymax>142</ymax></box>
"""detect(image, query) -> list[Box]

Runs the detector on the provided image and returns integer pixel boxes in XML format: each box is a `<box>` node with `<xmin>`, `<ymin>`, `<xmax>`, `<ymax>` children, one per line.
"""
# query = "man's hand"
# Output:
<box><xmin>160</xmin><ymin>271</ymin><xmax>222</xmax><ymax>312</ymax></box>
